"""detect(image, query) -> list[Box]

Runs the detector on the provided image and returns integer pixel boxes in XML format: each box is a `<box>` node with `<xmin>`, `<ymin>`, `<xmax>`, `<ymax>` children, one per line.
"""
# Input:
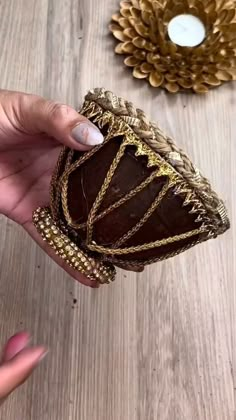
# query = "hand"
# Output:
<box><xmin>0</xmin><ymin>332</ymin><xmax>47</xmax><ymax>404</ymax></box>
<box><xmin>0</xmin><ymin>90</ymin><xmax>104</xmax><ymax>287</ymax></box>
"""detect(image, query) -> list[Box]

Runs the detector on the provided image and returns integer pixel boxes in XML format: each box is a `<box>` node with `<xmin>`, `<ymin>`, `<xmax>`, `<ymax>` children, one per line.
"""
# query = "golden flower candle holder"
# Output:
<box><xmin>33</xmin><ymin>88</ymin><xmax>229</xmax><ymax>285</ymax></box>
<box><xmin>110</xmin><ymin>0</ymin><xmax>236</xmax><ymax>93</ymax></box>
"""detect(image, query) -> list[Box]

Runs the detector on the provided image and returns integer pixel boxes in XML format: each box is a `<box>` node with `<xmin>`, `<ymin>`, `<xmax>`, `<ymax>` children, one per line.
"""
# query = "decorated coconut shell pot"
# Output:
<box><xmin>33</xmin><ymin>88</ymin><xmax>229</xmax><ymax>284</ymax></box>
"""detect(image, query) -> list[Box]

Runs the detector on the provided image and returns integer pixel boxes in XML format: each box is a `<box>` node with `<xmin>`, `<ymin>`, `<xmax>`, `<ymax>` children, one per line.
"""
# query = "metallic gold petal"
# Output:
<box><xmin>193</xmin><ymin>75</ymin><xmax>205</xmax><ymax>84</ymax></box>
<box><xmin>123</xmin><ymin>41</ymin><xmax>136</xmax><ymax>54</ymax></box>
<box><xmin>193</xmin><ymin>46</ymin><xmax>205</xmax><ymax>56</ymax></box>
<box><xmin>229</xmin><ymin>40</ymin><xmax>236</xmax><ymax>49</ymax></box>
<box><xmin>217</xmin><ymin>9</ymin><xmax>229</xmax><ymax>24</ymax></box>
<box><xmin>149</xmin><ymin>71</ymin><xmax>164</xmax><ymax>87</ymax></box>
<box><xmin>216</xmin><ymin>60</ymin><xmax>230</xmax><ymax>69</ymax></box>
<box><xmin>120</xmin><ymin>1</ymin><xmax>132</xmax><ymax>9</ymax></box>
<box><xmin>130</xmin><ymin>6</ymin><xmax>141</xmax><ymax>18</ymax></box>
<box><xmin>112</xmin><ymin>13</ymin><xmax>121</xmax><ymax>23</ymax></box>
<box><xmin>124</xmin><ymin>56</ymin><xmax>142</xmax><ymax>66</ymax></box>
<box><xmin>152</xmin><ymin>2</ymin><xmax>164</xmax><ymax>21</ymax></box>
<box><xmin>228</xmin><ymin>68</ymin><xmax>236</xmax><ymax>79</ymax></box>
<box><xmin>219</xmin><ymin>23</ymin><xmax>236</xmax><ymax>33</ymax></box>
<box><xmin>140</xmin><ymin>62</ymin><xmax>153</xmax><ymax>73</ymax></box>
<box><xmin>123</xmin><ymin>27</ymin><xmax>138</xmax><ymax>38</ymax></box>
<box><xmin>207</xmin><ymin>65</ymin><xmax>218</xmax><ymax>74</ymax></box>
<box><xmin>157</xmin><ymin>18</ymin><xmax>165</xmax><ymax>38</ymax></box>
<box><xmin>206</xmin><ymin>32</ymin><xmax>221</xmax><ymax>46</ymax></box>
<box><xmin>115</xmin><ymin>43</ymin><xmax>126</xmax><ymax>54</ymax></box>
<box><xmin>163</xmin><ymin>8</ymin><xmax>174</xmax><ymax>23</ymax></box>
<box><xmin>132</xmin><ymin>36</ymin><xmax>147</xmax><ymax>49</ymax></box>
<box><xmin>205</xmin><ymin>0</ymin><xmax>216</xmax><ymax>14</ymax></box>
<box><xmin>230</xmin><ymin>58</ymin><xmax>236</xmax><ymax>67</ymax></box>
<box><xmin>131</xmin><ymin>0</ymin><xmax>140</xmax><ymax>7</ymax></box>
<box><xmin>147</xmin><ymin>52</ymin><xmax>161</xmax><ymax>64</ymax></box>
<box><xmin>120</xmin><ymin>8</ymin><xmax>132</xmax><ymax>18</ymax></box>
<box><xmin>221</xmin><ymin>8</ymin><xmax>235</xmax><ymax>24</ymax></box>
<box><xmin>168</xmin><ymin>42</ymin><xmax>178</xmax><ymax>56</ymax></box>
<box><xmin>179</xmin><ymin>69</ymin><xmax>193</xmax><ymax>78</ymax></box>
<box><xmin>110</xmin><ymin>0</ymin><xmax>236</xmax><ymax>93</ymax></box>
<box><xmin>165</xmin><ymin>82</ymin><xmax>180</xmax><ymax>93</ymax></box>
<box><xmin>206</xmin><ymin>10</ymin><xmax>217</xmax><ymax>24</ymax></box>
<box><xmin>191</xmin><ymin>64</ymin><xmax>203</xmax><ymax>72</ymax></box>
<box><xmin>133</xmin><ymin>66</ymin><xmax>149</xmax><ymax>78</ymax></box>
<box><xmin>159</xmin><ymin>42</ymin><xmax>170</xmax><ymax>56</ymax></box>
<box><xmin>118</xmin><ymin>17</ymin><xmax>131</xmax><ymax>29</ymax></box>
<box><xmin>189</xmin><ymin>6</ymin><xmax>200</xmax><ymax>17</ymax></box>
<box><xmin>141</xmin><ymin>10</ymin><xmax>151</xmax><ymax>25</ymax></box>
<box><xmin>135</xmin><ymin>23</ymin><xmax>150</xmax><ymax>38</ymax></box>
<box><xmin>216</xmin><ymin>49</ymin><xmax>235</xmax><ymax>60</ymax></box>
<box><xmin>112</xmin><ymin>30</ymin><xmax>130</xmax><ymax>42</ymax></box>
<box><xmin>193</xmin><ymin>84</ymin><xmax>209</xmax><ymax>93</ymax></box>
<box><xmin>215</xmin><ymin>0</ymin><xmax>227</xmax><ymax>9</ymax></box>
<box><xmin>109</xmin><ymin>23</ymin><xmax>122</xmax><ymax>32</ymax></box>
<box><xmin>202</xmin><ymin>74</ymin><xmax>221</xmax><ymax>86</ymax></box>
<box><xmin>165</xmin><ymin>73</ymin><xmax>178</xmax><ymax>82</ymax></box>
<box><xmin>140</xmin><ymin>0</ymin><xmax>154</xmax><ymax>13</ymax></box>
<box><xmin>221</xmin><ymin>32</ymin><xmax>236</xmax><ymax>42</ymax></box>
<box><xmin>164</xmin><ymin>0</ymin><xmax>177</xmax><ymax>12</ymax></box>
<box><xmin>154</xmin><ymin>63</ymin><xmax>168</xmax><ymax>72</ymax></box>
<box><xmin>172</xmin><ymin>4</ymin><xmax>186</xmax><ymax>16</ymax></box>
<box><xmin>149</xmin><ymin>16</ymin><xmax>159</xmax><ymax>44</ymax></box>
<box><xmin>178</xmin><ymin>79</ymin><xmax>193</xmax><ymax>88</ymax></box>
<box><xmin>133</xmin><ymin>49</ymin><xmax>147</xmax><ymax>60</ymax></box>
<box><xmin>215</xmin><ymin>70</ymin><xmax>232</xmax><ymax>81</ymax></box>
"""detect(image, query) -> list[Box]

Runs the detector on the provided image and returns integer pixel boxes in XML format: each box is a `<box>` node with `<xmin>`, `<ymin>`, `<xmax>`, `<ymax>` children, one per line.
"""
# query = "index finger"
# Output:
<box><xmin>0</xmin><ymin>347</ymin><xmax>47</xmax><ymax>400</ymax></box>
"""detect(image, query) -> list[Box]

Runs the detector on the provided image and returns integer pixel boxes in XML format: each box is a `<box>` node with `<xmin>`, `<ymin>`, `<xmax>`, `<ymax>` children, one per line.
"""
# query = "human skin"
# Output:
<box><xmin>0</xmin><ymin>90</ymin><xmax>104</xmax><ymax>402</ymax></box>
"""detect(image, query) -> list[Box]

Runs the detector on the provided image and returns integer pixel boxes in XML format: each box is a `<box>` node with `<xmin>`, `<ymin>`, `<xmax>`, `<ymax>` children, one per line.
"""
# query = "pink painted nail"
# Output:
<box><xmin>71</xmin><ymin>123</ymin><xmax>104</xmax><ymax>146</ymax></box>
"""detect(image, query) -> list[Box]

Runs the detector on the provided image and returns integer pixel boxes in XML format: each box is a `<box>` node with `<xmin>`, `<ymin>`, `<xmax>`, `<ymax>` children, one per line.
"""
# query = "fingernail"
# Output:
<box><xmin>71</xmin><ymin>122</ymin><xmax>104</xmax><ymax>146</ymax></box>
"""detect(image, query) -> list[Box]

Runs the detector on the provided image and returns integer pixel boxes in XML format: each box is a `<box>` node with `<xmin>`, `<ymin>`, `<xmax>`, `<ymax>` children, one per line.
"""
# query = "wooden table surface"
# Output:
<box><xmin>0</xmin><ymin>1</ymin><xmax>235</xmax><ymax>419</ymax></box>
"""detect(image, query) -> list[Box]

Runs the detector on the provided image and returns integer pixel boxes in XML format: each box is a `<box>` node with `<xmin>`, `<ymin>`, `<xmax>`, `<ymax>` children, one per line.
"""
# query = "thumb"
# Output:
<box><xmin>14</xmin><ymin>92</ymin><xmax>104</xmax><ymax>150</ymax></box>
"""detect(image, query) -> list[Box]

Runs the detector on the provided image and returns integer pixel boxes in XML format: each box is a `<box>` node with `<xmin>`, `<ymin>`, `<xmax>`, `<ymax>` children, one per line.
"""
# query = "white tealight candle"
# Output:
<box><xmin>168</xmin><ymin>14</ymin><xmax>206</xmax><ymax>48</ymax></box>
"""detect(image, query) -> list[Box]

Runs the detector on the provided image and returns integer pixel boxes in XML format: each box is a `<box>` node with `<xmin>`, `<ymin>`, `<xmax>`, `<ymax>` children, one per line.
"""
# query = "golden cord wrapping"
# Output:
<box><xmin>33</xmin><ymin>88</ymin><xmax>230</xmax><ymax>283</ymax></box>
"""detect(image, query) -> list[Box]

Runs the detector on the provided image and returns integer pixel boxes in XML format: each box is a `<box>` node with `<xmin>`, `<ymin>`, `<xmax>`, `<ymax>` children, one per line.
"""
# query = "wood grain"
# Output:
<box><xmin>0</xmin><ymin>1</ymin><xmax>234</xmax><ymax>419</ymax></box>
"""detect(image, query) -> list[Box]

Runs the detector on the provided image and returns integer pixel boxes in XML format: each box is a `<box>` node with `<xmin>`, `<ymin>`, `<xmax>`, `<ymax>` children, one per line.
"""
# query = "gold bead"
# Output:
<box><xmin>33</xmin><ymin>207</ymin><xmax>116</xmax><ymax>285</ymax></box>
